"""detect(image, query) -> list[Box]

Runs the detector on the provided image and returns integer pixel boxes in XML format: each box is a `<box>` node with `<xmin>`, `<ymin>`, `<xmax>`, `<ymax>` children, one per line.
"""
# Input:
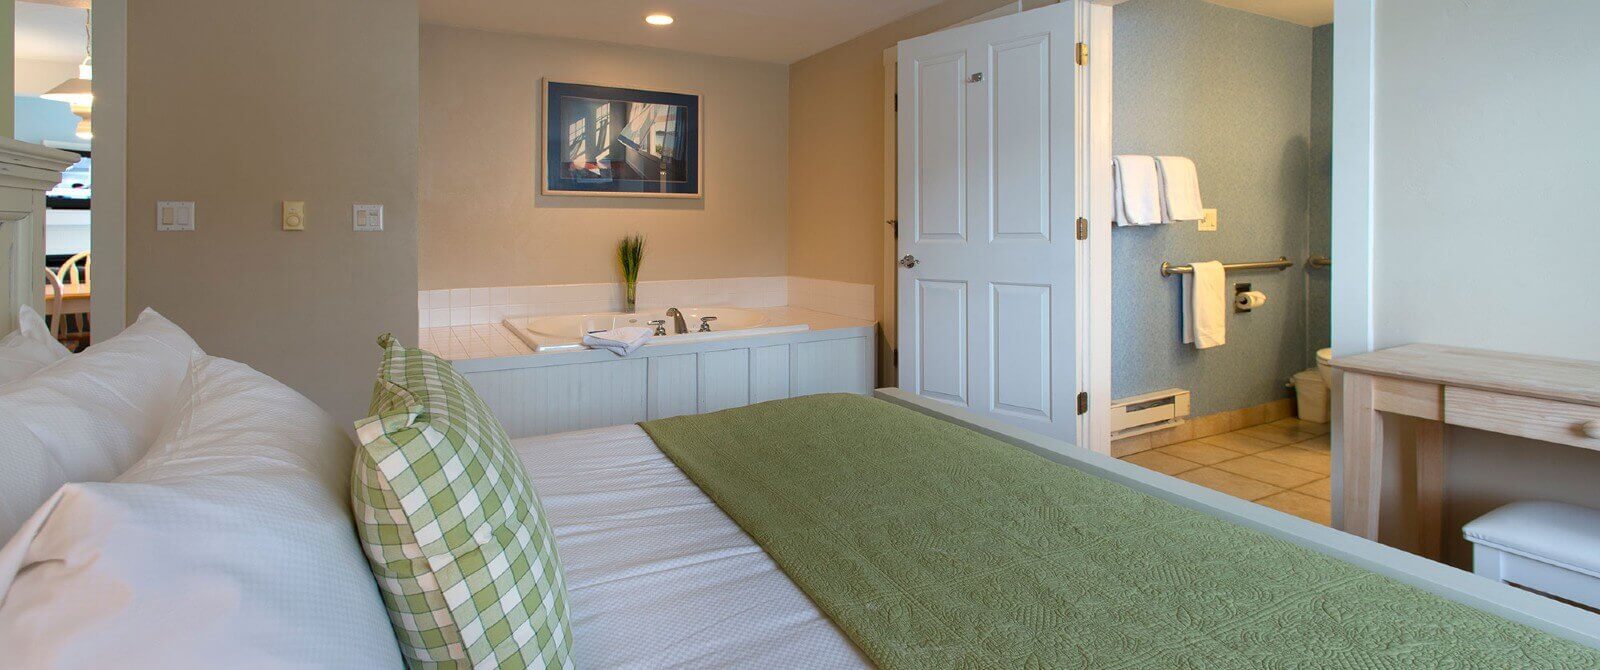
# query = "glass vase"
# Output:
<box><xmin>624</xmin><ymin>280</ymin><xmax>637</xmax><ymax>313</ymax></box>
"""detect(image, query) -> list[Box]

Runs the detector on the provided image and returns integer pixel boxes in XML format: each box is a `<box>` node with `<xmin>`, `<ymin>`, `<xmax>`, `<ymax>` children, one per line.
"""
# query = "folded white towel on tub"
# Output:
<box><xmin>1156</xmin><ymin>156</ymin><xmax>1205</xmax><ymax>222</ymax></box>
<box><xmin>583</xmin><ymin>327</ymin><xmax>654</xmax><ymax>357</ymax></box>
<box><xmin>1182</xmin><ymin>261</ymin><xmax>1226</xmax><ymax>349</ymax></box>
<box><xmin>1113</xmin><ymin>155</ymin><xmax>1165</xmax><ymax>226</ymax></box>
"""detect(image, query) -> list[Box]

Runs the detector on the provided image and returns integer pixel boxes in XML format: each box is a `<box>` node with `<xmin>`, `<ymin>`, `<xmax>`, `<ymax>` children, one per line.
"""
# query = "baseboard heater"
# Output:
<box><xmin>1111</xmin><ymin>388</ymin><xmax>1191</xmax><ymax>439</ymax></box>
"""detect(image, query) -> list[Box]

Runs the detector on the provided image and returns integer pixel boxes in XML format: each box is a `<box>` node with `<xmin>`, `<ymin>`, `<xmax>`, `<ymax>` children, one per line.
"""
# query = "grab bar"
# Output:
<box><xmin>1307</xmin><ymin>255</ymin><xmax>1332</xmax><ymax>269</ymax></box>
<box><xmin>1160</xmin><ymin>257</ymin><xmax>1292</xmax><ymax>278</ymax></box>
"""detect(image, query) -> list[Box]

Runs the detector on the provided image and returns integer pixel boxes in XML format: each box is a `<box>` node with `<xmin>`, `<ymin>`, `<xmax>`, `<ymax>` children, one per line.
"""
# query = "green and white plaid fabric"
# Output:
<box><xmin>352</xmin><ymin>334</ymin><xmax>573</xmax><ymax>669</ymax></box>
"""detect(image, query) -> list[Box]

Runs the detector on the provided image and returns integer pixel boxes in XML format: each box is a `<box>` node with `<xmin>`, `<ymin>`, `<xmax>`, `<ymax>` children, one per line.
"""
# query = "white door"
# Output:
<box><xmin>896</xmin><ymin>2</ymin><xmax>1082</xmax><ymax>444</ymax></box>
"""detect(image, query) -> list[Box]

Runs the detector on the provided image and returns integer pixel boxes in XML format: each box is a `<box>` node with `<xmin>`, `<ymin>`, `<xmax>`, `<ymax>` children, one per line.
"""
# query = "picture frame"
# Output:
<box><xmin>541</xmin><ymin>79</ymin><xmax>703</xmax><ymax>198</ymax></box>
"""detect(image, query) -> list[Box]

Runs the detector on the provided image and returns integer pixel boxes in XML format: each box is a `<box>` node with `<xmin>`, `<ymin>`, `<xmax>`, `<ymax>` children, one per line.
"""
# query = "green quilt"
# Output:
<box><xmin>640</xmin><ymin>394</ymin><xmax>1600</xmax><ymax>669</ymax></box>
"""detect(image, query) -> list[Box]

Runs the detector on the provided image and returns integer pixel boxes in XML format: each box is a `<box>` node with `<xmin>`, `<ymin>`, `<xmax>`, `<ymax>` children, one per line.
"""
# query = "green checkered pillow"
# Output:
<box><xmin>351</xmin><ymin>334</ymin><xmax>573</xmax><ymax>669</ymax></box>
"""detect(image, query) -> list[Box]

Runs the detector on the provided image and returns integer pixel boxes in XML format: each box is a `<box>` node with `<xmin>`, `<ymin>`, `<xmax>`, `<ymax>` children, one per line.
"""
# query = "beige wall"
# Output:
<box><xmin>126</xmin><ymin>0</ymin><xmax>420</xmax><ymax>424</ymax></box>
<box><xmin>787</xmin><ymin>0</ymin><xmax>1048</xmax><ymax>295</ymax></box>
<box><xmin>420</xmin><ymin>25</ymin><xmax>789</xmax><ymax>290</ymax></box>
<box><xmin>1372</xmin><ymin>0</ymin><xmax>1600</xmax><ymax>567</ymax></box>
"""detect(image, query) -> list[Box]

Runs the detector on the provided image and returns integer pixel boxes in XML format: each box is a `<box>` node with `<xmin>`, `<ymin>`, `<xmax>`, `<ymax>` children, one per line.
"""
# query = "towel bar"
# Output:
<box><xmin>1161</xmin><ymin>257</ymin><xmax>1292</xmax><ymax>278</ymax></box>
<box><xmin>1308</xmin><ymin>255</ymin><xmax>1332</xmax><ymax>269</ymax></box>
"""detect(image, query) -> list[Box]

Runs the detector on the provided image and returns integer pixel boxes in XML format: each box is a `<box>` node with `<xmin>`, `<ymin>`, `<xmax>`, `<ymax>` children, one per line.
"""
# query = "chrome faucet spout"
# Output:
<box><xmin>665</xmin><ymin>307</ymin><xmax>688</xmax><ymax>335</ymax></box>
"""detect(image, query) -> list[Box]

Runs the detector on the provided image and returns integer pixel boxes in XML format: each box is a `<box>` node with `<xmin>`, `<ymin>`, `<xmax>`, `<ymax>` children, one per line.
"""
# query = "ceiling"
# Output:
<box><xmin>15</xmin><ymin>2</ymin><xmax>89</xmax><ymax>63</ymax></box>
<box><xmin>419</xmin><ymin>0</ymin><xmax>951</xmax><ymax>64</ymax></box>
<box><xmin>1205</xmin><ymin>0</ymin><xmax>1332</xmax><ymax>27</ymax></box>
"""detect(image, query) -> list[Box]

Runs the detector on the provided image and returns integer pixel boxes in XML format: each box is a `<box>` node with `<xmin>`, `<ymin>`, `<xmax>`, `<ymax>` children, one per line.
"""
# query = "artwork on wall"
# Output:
<box><xmin>542</xmin><ymin>80</ymin><xmax>702</xmax><ymax>198</ymax></box>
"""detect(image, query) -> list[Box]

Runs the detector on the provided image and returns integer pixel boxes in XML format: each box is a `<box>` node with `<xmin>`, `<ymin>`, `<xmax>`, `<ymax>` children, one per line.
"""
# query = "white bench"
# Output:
<box><xmin>1464</xmin><ymin>501</ymin><xmax>1600</xmax><ymax>610</ymax></box>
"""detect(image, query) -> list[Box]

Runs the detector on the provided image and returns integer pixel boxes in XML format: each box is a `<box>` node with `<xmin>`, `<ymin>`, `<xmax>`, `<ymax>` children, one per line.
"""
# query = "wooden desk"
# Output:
<box><xmin>1334</xmin><ymin>345</ymin><xmax>1600</xmax><ymax>559</ymax></box>
<box><xmin>45</xmin><ymin>283</ymin><xmax>90</xmax><ymax>316</ymax></box>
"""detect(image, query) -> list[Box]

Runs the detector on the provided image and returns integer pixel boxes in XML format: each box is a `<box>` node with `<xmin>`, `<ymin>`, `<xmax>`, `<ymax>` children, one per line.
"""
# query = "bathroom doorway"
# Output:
<box><xmin>1104</xmin><ymin>0</ymin><xmax>1336</xmax><ymax>525</ymax></box>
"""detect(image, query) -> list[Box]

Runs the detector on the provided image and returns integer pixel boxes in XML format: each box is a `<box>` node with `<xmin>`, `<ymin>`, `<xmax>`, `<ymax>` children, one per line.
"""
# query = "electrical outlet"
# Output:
<box><xmin>157</xmin><ymin>201</ymin><xmax>195</xmax><ymax>231</ymax></box>
<box><xmin>1199</xmin><ymin>208</ymin><xmax>1218</xmax><ymax>232</ymax></box>
<box><xmin>283</xmin><ymin>201</ymin><xmax>306</xmax><ymax>231</ymax></box>
<box><xmin>353</xmin><ymin>204</ymin><xmax>384</xmax><ymax>232</ymax></box>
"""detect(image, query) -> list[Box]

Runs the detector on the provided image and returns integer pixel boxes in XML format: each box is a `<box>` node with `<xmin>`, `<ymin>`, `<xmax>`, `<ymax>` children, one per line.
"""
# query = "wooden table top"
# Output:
<box><xmin>1332</xmin><ymin>344</ymin><xmax>1600</xmax><ymax>407</ymax></box>
<box><xmin>46</xmin><ymin>283</ymin><xmax>90</xmax><ymax>299</ymax></box>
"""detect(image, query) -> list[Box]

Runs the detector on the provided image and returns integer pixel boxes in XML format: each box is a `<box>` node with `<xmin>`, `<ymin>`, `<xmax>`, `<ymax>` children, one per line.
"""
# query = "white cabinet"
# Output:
<box><xmin>457</xmin><ymin>327</ymin><xmax>876</xmax><ymax>439</ymax></box>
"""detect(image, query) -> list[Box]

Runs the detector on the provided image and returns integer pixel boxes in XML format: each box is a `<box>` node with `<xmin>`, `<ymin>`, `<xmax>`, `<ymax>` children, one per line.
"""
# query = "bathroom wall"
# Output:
<box><xmin>1307</xmin><ymin>24</ymin><xmax>1333</xmax><ymax>362</ymax></box>
<box><xmin>1111</xmin><ymin>0</ymin><xmax>1315</xmax><ymax>417</ymax></box>
<box><xmin>126</xmin><ymin>0</ymin><xmax>420</xmax><ymax>425</ymax></box>
<box><xmin>1369</xmin><ymin>0</ymin><xmax>1600</xmax><ymax>567</ymax></box>
<box><xmin>420</xmin><ymin>25</ymin><xmax>789</xmax><ymax>290</ymax></box>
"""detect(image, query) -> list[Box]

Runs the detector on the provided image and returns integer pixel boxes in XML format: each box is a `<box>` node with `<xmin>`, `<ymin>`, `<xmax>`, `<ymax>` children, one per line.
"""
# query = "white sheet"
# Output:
<box><xmin>514</xmin><ymin>425</ymin><xmax>871</xmax><ymax>670</ymax></box>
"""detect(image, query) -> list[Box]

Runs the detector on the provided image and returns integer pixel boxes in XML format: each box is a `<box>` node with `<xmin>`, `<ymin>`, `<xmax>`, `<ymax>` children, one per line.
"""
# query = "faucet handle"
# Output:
<box><xmin>698</xmin><ymin>316</ymin><xmax>717</xmax><ymax>333</ymax></box>
<box><xmin>647</xmin><ymin>319</ymin><xmax>668</xmax><ymax>336</ymax></box>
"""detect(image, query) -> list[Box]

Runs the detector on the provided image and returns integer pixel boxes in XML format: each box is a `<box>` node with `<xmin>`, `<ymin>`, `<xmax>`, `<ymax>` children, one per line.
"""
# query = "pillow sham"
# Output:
<box><xmin>352</xmin><ymin>334</ymin><xmax>572</xmax><ymax>669</ymax></box>
<box><xmin>0</xmin><ymin>355</ymin><xmax>402</xmax><ymax>669</ymax></box>
<box><xmin>0</xmin><ymin>306</ymin><xmax>71</xmax><ymax>384</ymax></box>
<box><xmin>0</xmin><ymin>308</ymin><xmax>202</xmax><ymax>544</ymax></box>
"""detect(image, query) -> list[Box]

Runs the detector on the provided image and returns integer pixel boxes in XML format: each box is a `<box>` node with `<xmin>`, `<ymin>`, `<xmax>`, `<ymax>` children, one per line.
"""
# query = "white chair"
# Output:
<box><xmin>54</xmin><ymin>251</ymin><xmax>90</xmax><ymax>346</ymax></box>
<box><xmin>43</xmin><ymin>270</ymin><xmax>65</xmax><ymax>341</ymax></box>
<box><xmin>56</xmin><ymin>250</ymin><xmax>90</xmax><ymax>287</ymax></box>
<box><xmin>1464</xmin><ymin>501</ymin><xmax>1600</xmax><ymax>610</ymax></box>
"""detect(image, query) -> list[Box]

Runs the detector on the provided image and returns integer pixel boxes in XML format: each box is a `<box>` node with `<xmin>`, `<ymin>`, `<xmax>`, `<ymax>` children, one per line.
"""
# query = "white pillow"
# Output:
<box><xmin>0</xmin><ymin>308</ymin><xmax>202</xmax><ymax>544</ymax></box>
<box><xmin>0</xmin><ymin>355</ymin><xmax>402</xmax><ymax>669</ymax></box>
<box><xmin>0</xmin><ymin>306</ymin><xmax>71</xmax><ymax>385</ymax></box>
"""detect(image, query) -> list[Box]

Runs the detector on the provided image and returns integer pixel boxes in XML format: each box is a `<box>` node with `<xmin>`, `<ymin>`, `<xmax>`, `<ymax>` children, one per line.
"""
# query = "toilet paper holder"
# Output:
<box><xmin>1234</xmin><ymin>283</ymin><xmax>1267</xmax><ymax>313</ymax></box>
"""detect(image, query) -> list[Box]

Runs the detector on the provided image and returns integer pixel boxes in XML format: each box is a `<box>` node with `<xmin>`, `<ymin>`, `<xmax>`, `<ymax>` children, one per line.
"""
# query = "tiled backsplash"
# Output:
<box><xmin>418</xmin><ymin>276</ymin><xmax>876</xmax><ymax>328</ymax></box>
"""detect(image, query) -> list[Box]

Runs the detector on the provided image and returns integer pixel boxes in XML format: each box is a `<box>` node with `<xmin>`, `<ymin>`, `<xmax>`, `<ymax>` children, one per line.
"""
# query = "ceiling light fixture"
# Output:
<box><xmin>42</xmin><ymin>10</ymin><xmax>94</xmax><ymax>141</ymax></box>
<box><xmin>645</xmin><ymin>14</ymin><xmax>674</xmax><ymax>26</ymax></box>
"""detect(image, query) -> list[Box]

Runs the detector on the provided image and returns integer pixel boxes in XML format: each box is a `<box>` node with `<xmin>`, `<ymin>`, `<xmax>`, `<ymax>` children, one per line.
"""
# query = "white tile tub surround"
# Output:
<box><xmin>418</xmin><ymin>276</ymin><xmax>875</xmax><ymax>328</ymax></box>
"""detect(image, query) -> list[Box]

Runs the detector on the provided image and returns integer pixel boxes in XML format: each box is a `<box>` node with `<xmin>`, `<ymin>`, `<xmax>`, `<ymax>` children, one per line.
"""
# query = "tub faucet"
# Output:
<box><xmin>665</xmin><ymin>307</ymin><xmax>688</xmax><ymax>335</ymax></box>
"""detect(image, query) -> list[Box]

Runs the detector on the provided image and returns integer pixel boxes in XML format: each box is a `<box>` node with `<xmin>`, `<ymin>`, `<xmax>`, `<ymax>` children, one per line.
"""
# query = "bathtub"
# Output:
<box><xmin>505</xmin><ymin>306</ymin><xmax>809</xmax><ymax>352</ymax></box>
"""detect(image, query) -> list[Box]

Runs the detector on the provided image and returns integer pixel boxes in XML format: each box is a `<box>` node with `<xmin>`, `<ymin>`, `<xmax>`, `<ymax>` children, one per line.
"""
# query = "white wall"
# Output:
<box><xmin>1370</xmin><ymin>0</ymin><xmax>1600</xmax><ymax>565</ymax></box>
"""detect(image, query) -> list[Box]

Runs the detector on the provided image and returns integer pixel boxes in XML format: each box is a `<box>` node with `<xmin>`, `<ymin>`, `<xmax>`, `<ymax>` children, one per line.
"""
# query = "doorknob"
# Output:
<box><xmin>899</xmin><ymin>255</ymin><xmax>920</xmax><ymax>269</ymax></box>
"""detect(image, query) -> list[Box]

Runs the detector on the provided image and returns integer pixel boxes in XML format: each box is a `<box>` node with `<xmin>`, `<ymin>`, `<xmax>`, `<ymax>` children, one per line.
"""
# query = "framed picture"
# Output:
<box><xmin>542</xmin><ymin>80</ymin><xmax>702</xmax><ymax>198</ymax></box>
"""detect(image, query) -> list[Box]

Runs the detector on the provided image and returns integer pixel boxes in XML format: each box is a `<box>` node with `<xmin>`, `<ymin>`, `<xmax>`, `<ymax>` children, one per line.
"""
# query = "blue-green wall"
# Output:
<box><xmin>1111</xmin><ymin>0</ymin><xmax>1329</xmax><ymax>416</ymax></box>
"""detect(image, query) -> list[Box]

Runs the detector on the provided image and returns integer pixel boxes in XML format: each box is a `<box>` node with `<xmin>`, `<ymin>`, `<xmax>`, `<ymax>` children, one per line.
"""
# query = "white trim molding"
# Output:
<box><xmin>91</xmin><ymin>0</ymin><xmax>129</xmax><ymax>337</ymax></box>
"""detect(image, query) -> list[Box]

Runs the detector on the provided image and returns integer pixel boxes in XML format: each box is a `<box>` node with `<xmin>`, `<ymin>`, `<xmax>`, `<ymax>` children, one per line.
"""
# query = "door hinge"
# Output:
<box><xmin>1075</xmin><ymin>217</ymin><xmax>1088</xmax><ymax>241</ymax></box>
<box><xmin>893</xmin><ymin>349</ymin><xmax>899</xmax><ymax>366</ymax></box>
<box><xmin>1076</xmin><ymin>42</ymin><xmax>1089</xmax><ymax>66</ymax></box>
<box><xmin>1077</xmin><ymin>392</ymin><xmax>1089</xmax><ymax>415</ymax></box>
<box><xmin>893</xmin><ymin>93</ymin><xmax>898</xmax><ymax>112</ymax></box>
<box><xmin>887</xmin><ymin>219</ymin><xmax>899</xmax><ymax>238</ymax></box>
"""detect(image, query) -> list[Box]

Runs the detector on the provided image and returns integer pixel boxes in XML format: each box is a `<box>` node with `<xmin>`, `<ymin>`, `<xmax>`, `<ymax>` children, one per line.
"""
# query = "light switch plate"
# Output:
<box><xmin>283</xmin><ymin>201</ymin><xmax>307</xmax><ymax>231</ymax></box>
<box><xmin>1199</xmin><ymin>208</ymin><xmax>1218</xmax><ymax>232</ymax></box>
<box><xmin>157</xmin><ymin>201</ymin><xmax>195</xmax><ymax>232</ymax></box>
<box><xmin>353</xmin><ymin>204</ymin><xmax>384</xmax><ymax>232</ymax></box>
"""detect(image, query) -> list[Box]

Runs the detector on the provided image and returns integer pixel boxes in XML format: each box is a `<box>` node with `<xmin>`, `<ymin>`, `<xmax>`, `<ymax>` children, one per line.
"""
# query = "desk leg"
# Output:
<box><xmin>1341</xmin><ymin>372</ymin><xmax>1383</xmax><ymax>540</ymax></box>
<box><xmin>1414</xmin><ymin>419</ymin><xmax>1445</xmax><ymax>560</ymax></box>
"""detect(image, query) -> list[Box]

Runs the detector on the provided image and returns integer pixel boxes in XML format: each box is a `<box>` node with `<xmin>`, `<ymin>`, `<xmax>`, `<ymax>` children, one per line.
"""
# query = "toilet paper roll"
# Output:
<box><xmin>1235</xmin><ymin>291</ymin><xmax>1268</xmax><ymax>309</ymax></box>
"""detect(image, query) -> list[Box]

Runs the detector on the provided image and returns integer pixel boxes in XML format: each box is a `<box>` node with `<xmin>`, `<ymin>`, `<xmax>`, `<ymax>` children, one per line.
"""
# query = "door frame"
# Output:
<box><xmin>883</xmin><ymin>0</ymin><xmax>1115</xmax><ymax>453</ymax></box>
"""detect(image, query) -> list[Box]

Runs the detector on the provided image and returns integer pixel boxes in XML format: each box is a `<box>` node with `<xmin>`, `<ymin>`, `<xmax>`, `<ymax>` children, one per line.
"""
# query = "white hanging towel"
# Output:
<box><xmin>1155</xmin><ymin>156</ymin><xmax>1205</xmax><ymax>222</ymax></box>
<box><xmin>1113</xmin><ymin>155</ymin><xmax>1165</xmax><ymax>226</ymax></box>
<box><xmin>582</xmin><ymin>327</ymin><xmax>654</xmax><ymax>357</ymax></box>
<box><xmin>1182</xmin><ymin>261</ymin><xmax>1226</xmax><ymax>349</ymax></box>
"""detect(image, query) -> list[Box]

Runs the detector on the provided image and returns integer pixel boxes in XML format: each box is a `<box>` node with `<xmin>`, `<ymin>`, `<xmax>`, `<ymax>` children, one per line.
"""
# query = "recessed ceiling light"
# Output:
<box><xmin>645</xmin><ymin>14</ymin><xmax>674</xmax><ymax>26</ymax></box>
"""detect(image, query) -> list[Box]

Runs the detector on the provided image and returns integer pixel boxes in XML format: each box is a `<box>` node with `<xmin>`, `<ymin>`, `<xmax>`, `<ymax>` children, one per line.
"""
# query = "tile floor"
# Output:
<box><xmin>1119</xmin><ymin>418</ymin><xmax>1332</xmax><ymax>525</ymax></box>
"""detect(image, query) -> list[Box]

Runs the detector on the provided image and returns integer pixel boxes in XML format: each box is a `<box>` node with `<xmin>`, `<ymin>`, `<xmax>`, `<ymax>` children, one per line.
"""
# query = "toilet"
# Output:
<box><xmin>1316</xmin><ymin>348</ymin><xmax>1333</xmax><ymax>387</ymax></box>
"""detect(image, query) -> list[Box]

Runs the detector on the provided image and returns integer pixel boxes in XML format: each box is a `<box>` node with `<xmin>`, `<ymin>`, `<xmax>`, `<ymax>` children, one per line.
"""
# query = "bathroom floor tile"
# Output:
<box><xmin>1122</xmin><ymin>451</ymin><xmax>1202</xmax><ymax>476</ymax></box>
<box><xmin>1157</xmin><ymin>440</ymin><xmax>1242</xmax><ymax>466</ymax></box>
<box><xmin>1294</xmin><ymin>478</ymin><xmax>1331</xmax><ymax>501</ymax></box>
<box><xmin>1256</xmin><ymin>490</ymin><xmax>1332</xmax><ymax>525</ymax></box>
<box><xmin>1293</xmin><ymin>434</ymin><xmax>1331</xmax><ymax>453</ymax></box>
<box><xmin>1212</xmin><ymin>456</ymin><xmax>1324</xmax><ymax>489</ymax></box>
<box><xmin>1197</xmin><ymin>432</ymin><xmax>1279</xmax><ymax>455</ymax></box>
<box><xmin>1176</xmin><ymin>468</ymin><xmax>1282</xmax><ymax>502</ymax></box>
<box><xmin>1255</xmin><ymin>445</ymin><xmax>1332</xmax><ymax>475</ymax></box>
<box><xmin>1270</xmin><ymin>417</ymin><xmax>1330</xmax><ymax>437</ymax></box>
<box><xmin>1236</xmin><ymin>423</ymin><xmax>1320</xmax><ymax>445</ymax></box>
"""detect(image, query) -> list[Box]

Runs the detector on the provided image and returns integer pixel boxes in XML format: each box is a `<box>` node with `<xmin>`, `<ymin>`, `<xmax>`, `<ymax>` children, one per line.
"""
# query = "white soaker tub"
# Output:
<box><xmin>505</xmin><ymin>307</ymin><xmax>808</xmax><ymax>352</ymax></box>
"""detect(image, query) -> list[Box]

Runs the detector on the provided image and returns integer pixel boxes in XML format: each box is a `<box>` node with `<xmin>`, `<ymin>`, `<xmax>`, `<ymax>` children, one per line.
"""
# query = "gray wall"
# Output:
<box><xmin>1308</xmin><ymin>24</ymin><xmax>1333</xmax><ymax>361</ymax></box>
<box><xmin>1370</xmin><ymin>0</ymin><xmax>1600</xmax><ymax>567</ymax></box>
<box><xmin>1111</xmin><ymin>0</ymin><xmax>1315</xmax><ymax>416</ymax></box>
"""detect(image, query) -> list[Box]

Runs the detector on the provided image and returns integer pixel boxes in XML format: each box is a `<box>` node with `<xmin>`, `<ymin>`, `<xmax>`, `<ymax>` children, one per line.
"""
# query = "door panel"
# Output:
<box><xmin>897</xmin><ymin>2</ymin><xmax>1079</xmax><ymax>444</ymax></box>
<box><xmin>991</xmin><ymin>35</ymin><xmax>1051</xmax><ymax>241</ymax></box>
<box><xmin>991</xmin><ymin>282</ymin><xmax>1051</xmax><ymax>419</ymax></box>
<box><xmin>913</xmin><ymin>53</ymin><xmax>968</xmax><ymax>242</ymax></box>
<box><xmin>916</xmin><ymin>279</ymin><xmax>968</xmax><ymax>403</ymax></box>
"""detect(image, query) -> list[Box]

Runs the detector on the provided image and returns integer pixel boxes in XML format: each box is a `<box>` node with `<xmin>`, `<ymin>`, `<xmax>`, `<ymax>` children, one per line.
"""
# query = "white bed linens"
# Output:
<box><xmin>514</xmin><ymin>424</ymin><xmax>871</xmax><ymax>670</ymax></box>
